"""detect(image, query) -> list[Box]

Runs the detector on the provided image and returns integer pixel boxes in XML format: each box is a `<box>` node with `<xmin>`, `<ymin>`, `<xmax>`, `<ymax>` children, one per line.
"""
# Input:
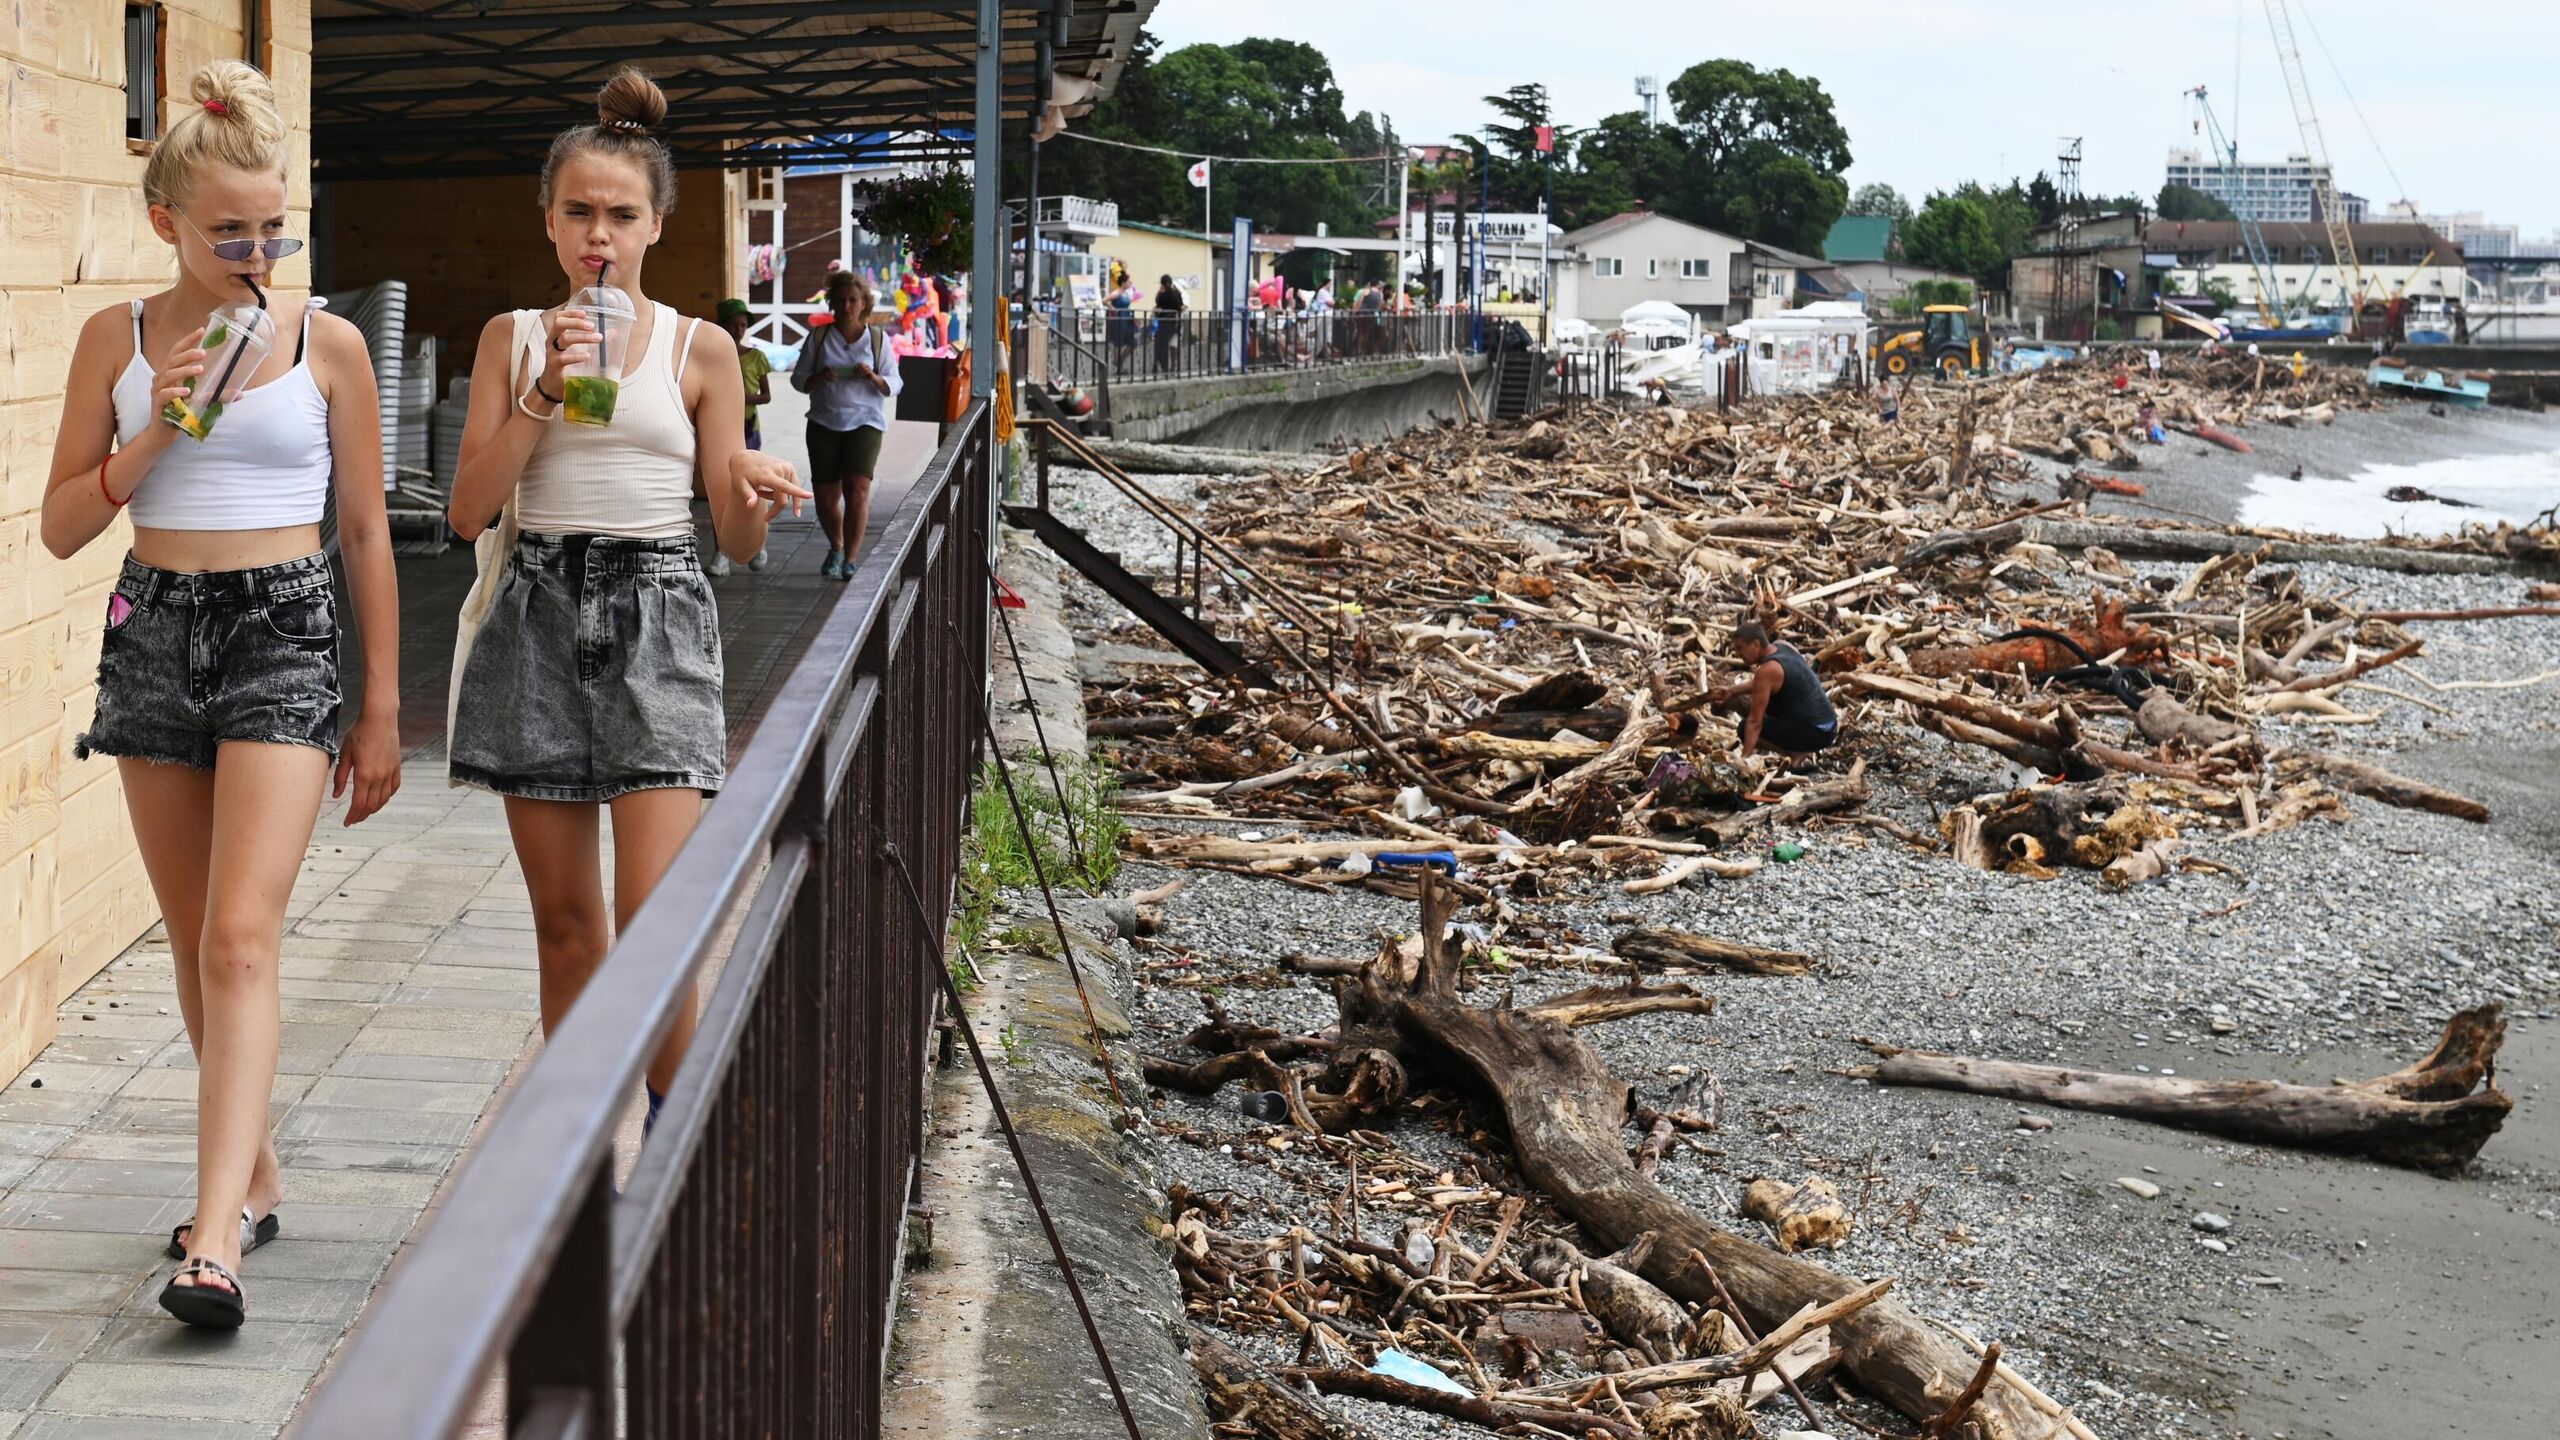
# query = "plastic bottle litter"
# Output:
<box><xmin>1770</xmin><ymin>841</ymin><xmax>1808</xmax><ymax>863</ymax></box>
<box><xmin>1339</xmin><ymin>851</ymin><xmax>1373</xmax><ymax>876</ymax></box>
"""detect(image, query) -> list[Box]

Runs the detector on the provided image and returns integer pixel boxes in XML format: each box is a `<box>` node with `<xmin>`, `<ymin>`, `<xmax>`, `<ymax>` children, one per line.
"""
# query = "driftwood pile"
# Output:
<box><xmin>1091</xmin><ymin>355</ymin><xmax>2539</xmax><ymax>889</ymax></box>
<box><xmin>1080</xmin><ymin>357</ymin><xmax>2544</xmax><ymax>1438</ymax></box>
<box><xmin>1161</xmin><ymin>876</ymin><xmax>2082</xmax><ymax>1440</ymax></box>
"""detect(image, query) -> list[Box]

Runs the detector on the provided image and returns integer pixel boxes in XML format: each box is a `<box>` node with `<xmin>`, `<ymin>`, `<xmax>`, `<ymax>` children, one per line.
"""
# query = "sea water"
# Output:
<box><xmin>2239</xmin><ymin>449</ymin><xmax>2560</xmax><ymax>540</ymax></box>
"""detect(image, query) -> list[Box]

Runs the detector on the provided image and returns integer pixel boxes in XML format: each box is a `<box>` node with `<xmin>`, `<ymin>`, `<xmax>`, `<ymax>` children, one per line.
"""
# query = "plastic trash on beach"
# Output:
<box><xmin>1339</xmin><ymin>851</ymin><xmax>1373</xmax><ymax>876</ymax></box>
<box><xmin>1369</xmin><ymin>1348</ymin><xmax>1469</xmax><ymax>1395</ymax></box>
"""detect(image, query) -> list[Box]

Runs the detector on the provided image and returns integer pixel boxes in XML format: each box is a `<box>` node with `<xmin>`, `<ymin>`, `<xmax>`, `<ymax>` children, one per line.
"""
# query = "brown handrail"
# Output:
<box><xmin>1018</xmin><ymin>416</ymin><xmax>1343</xmax><ymax>674</ymax></box>
<box><xmin>288</xmin><ymin>403</ymin><xmax>998</xmax><ymax>1438</ymax></box>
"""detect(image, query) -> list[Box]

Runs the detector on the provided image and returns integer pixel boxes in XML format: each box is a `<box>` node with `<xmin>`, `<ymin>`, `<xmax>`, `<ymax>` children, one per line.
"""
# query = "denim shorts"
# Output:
<box><xmin>76</xmin><ymin>554</ymin><xmax>340</xmax><ymax>770</ymax></box>
<box><xmin>448</xmin><ymin>532</ymin><xmax>725</xmax><ymax>802</ymax></box>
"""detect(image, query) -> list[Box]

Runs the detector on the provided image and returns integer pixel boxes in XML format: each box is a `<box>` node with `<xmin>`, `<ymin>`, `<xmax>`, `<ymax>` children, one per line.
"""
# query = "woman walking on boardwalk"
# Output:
<box><xmin>445</xmin><ymin>70</ymin><xmax>808</xmax><ymax>1147</ymax></box>
<box><xmin>42</xmin><ymin>60</ymin><xmax>404</xmax><ymax>1328</ymax></box>
<box><xmin>791</xmin><ymin>270</ymin><xmax>902</xmax><ymax>578</ymax></box>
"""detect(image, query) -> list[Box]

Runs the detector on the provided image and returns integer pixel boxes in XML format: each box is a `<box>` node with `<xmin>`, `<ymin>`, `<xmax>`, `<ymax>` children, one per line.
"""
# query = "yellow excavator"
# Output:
<box><xmin>1875</xmin><ymin>304</ymin><xmax>1984</xmax><ymax>379</ymax></box>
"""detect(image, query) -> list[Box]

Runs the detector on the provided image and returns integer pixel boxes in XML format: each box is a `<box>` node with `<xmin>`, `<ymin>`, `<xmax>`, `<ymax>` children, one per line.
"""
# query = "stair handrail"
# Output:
<box><xmin>1018</xmin><ymin>417</ymin><xmax>1342</xmax><ymax>675</ymax></box>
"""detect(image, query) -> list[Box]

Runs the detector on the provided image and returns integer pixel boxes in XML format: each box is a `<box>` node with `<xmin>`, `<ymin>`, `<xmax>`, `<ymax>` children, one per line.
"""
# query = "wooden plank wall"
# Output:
<box><xmin>0</xmin><ymin>0</ymin><xmax>316</xmax><ymax>1081</ymax></box>
<box><xmin>328</xmin><ymin>167</ymin><xmax>742</xmax><ymax>396</ymax></box>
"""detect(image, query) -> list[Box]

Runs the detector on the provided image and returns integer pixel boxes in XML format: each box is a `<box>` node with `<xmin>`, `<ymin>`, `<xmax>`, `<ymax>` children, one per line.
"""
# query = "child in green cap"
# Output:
<box><xmin>707</xmin><ymin>298</ymin><xmax>771</xmax><ymax>574</ymax></box>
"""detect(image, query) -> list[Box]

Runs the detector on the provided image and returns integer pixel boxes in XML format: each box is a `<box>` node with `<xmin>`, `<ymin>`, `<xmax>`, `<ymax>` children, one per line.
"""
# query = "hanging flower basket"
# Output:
<box><xmin>857</xmin><ymin>166</ymin><xmax>976</xmax><ymax>275</ymax></box>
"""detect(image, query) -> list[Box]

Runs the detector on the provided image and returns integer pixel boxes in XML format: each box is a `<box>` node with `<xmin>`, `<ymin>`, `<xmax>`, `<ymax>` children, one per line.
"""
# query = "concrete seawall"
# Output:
<box><xmin>1109</xmin><ymin>354</ymin><xmax>1490</xmax><ymax>450</ymax></box>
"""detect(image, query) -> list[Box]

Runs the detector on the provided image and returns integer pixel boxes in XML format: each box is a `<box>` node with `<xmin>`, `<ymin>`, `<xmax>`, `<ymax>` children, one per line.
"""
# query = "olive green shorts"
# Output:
<box><xmin>806</xmin><ymin>422</ymin><xmax>885</xmax><ymax>485</ymax></box>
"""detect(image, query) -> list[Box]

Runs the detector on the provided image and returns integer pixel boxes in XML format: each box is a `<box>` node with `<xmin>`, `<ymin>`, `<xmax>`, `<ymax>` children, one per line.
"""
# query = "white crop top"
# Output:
<box><xmin>510</xmin><ymin>301</ymin><xmax>702</xmax><ymax>541</ymax></box>
<box><xmin>111</xmin><ymin>298</ymin><xmax>334</xmax><ymax>531</ymax></box>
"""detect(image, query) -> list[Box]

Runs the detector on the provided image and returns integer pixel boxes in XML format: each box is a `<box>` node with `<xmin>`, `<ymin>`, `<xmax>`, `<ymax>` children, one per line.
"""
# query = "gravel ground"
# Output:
<box><xmin>1025</xmin><ymin>430</ymin><xmax>2560</xmax><ymax>1440</ymax></box>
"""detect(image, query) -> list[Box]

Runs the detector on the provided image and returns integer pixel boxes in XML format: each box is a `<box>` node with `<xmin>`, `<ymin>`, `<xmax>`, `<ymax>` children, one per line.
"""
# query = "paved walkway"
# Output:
<box><xmin>0</xmin><ymin>411</ymin><xmax>940</xmax><ymax>1435</ymax></box>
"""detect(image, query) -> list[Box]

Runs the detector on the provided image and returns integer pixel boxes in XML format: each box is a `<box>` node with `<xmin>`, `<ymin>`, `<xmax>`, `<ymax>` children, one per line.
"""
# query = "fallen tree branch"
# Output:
<box><xmin>1613</xmin><ymin>927</ymin><xmax>1813</xmax><ymax>978</ymax></box>
<box><xmin>1851</xmin><ymin>1005</ymin><xmax>2513</xmax><ymax>1170</ymax></box>
<box><xmin>2278</xmin><ymin>748</ymin><xmax>2491</xmax><ymax>823</ymax></box>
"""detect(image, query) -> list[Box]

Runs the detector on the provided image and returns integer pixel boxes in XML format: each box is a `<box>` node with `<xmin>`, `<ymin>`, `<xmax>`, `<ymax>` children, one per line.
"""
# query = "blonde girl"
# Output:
<box><xmin>42</xmin><ymin>60</ymin><xmax>404</xmax><ymax>1328</ymax></box>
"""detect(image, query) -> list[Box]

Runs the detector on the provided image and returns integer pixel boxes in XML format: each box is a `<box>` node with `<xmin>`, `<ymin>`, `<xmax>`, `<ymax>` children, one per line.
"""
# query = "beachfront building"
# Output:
<box><xmin>2146</xmin><ymin>220</ymin><xmax>2469</xmax><ymax>312</ymax></box>
<box><xmin>1553</xmin><ymin>210</ymin><xmax>1745</xmax><ymax>328</ymax></box>
<box><xmin>2164</xmin><ymin>148</ymin><xmax>2343</xmax><ymax>225</ymax></box>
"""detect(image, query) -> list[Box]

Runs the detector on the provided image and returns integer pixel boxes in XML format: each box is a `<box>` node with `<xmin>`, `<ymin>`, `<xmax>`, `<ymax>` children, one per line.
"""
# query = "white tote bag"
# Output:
<box><xmin>445</xmin><ymin>308</ymin><xmax>547</xmax><ymax>782</ymax></box>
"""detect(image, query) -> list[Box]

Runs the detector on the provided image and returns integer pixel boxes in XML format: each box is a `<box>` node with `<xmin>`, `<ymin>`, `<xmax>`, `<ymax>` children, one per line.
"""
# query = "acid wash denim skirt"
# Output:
<box><xmin>449</xmin><ymin>532</ymin><xmax>725</xmax><ymax>802</ymax></box>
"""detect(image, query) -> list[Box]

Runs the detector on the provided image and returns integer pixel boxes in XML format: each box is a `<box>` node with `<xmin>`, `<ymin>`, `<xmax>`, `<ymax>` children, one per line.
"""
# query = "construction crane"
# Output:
<box><xmin>2262</xmin><ymin>0</ymin><xmax>2365</xmax><ymax>311</ymax></box>
<box><xmin>2183</xmin><ymin>85</ymin><xmax>2288</xmax><ymax>326</ymax></box>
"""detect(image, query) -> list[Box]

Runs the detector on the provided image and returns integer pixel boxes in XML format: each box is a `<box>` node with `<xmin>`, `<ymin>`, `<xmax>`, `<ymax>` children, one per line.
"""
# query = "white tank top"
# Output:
<box><xmin>111</xmin><ymin>298</ymin><xmax>333</xmax><ymax>530</ymax></box>
<box><xmin>511</xmin><ymin>301</ymin><xmax>701</xmax><ymax>540</ymax></box>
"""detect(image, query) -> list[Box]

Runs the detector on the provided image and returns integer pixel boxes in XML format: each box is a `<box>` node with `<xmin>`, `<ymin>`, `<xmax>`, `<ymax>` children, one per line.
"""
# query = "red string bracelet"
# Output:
<box><xmin>99</xmin><ymin>456</ymin><xmax>126</xmax><ymax>508</ymax></box>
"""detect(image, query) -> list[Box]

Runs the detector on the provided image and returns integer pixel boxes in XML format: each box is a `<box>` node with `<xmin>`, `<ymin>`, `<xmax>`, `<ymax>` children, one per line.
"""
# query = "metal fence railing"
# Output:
<box><xmin>289</xmin><ymin>402</ymin><xmax>997</xmax><ymax>1440</ymax></box>
<box><xmin>1040</xmin><ymin>306</ymin><xmax>1468</xmax><ymax>387</ymax></box>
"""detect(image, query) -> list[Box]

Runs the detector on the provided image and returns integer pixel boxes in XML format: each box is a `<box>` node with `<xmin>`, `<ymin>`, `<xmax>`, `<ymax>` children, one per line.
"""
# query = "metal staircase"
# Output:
<box><xmin>1490</xmin><ymin>346</ymin><xmax>1541</xmax><ymax>421</ymax></box>
<box><xmin>1012</xmin><ymin>418</ymin><xmax>1340</xmax><ymax>688</ymax></box>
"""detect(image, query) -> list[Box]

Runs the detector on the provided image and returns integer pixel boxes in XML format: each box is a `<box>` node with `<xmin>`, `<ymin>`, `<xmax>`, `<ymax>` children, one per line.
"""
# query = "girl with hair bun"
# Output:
<box><xmin>445</xmin><ymin>68</ymin><xmax>808</xmax><ymax>1143</ymax></box>
<box><xmin>41</xmin><ymin>58</ymin><xmax>405</xmax><ymax>1328</ymax></box>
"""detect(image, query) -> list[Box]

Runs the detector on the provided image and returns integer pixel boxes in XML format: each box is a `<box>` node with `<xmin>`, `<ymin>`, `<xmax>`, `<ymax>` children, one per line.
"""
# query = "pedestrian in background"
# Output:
<box><xmin>792</xmin><ymin>270</ymin><xmax>900</xmax><ymax>578</ymax></box>
<box><xmin>704</xmin><ymin>298</ymin><xmax>772</xmax><ymax>577</ymax></box>
<box><xmin>1152</xmin><ymin>273</ymin><xmax>1183</xmax><ymax>374</ymax></box>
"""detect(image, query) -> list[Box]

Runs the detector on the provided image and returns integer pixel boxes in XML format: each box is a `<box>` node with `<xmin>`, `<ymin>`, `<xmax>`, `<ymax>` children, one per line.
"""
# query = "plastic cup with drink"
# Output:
<box><xmin>561</xmin><ymin>275</ymin><xmax>637</xmax><ymax>427</ymax></box>
<box><xmin>161</xmin><ymin>301</ymin><xmax>276</xmax><ymax>441</ymax></box>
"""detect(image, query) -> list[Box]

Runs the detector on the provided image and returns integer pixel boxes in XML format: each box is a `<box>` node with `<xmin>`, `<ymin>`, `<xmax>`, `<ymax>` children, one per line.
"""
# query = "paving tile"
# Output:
<box><xmin>413</xmin><ymin>943</ymin><xmax>539</xmax><ymax>971</ymax></box>
<box><xmin>0</xmin><ymin>1070</ymin><xmax>120</xmax><ymax>1100</ymax></box>
<box><xmin>43</xmin><ymin>1135</ymin><xmax>198</xmax><ymax>1167</ymax></box>
<box><xmin>0</xmin><ymin>1231</ymin><xmax>168</xmax><ymax>1279</ymax></box>
<box><xmin>289</xmin><ymin>918</ymin><xmax>443</xmax><ymax>946</ymax></box>
<box><xmin>0</xmin><ymin>1129</ymin><xmax>71</xmax><ymax>1163</ymax></box>
<box><xmin>320</xmin><ymin>1053</ymin><xmax>510</xmax><ymax>1086</ymax></box>
<box><xmin>0</xmin><ymin>1269</ymin><xmax>142</xmax><ymax>1315</ymax></box>
<box><xmin>423</xmin><ymin>925</ymin><xmax>540</xmax><ymax>954</ymax></box>
<box><xmin>299</xmin><ymin>1078</ymin><xmax>493</xmax><ymax>1116</ymax></box>
<box><xmin>13</xmin><ymin>1415</ymin><xmax>274</xmax><ymax>1440</ymax></box>
<box><xmin>272</xmin><ymin>1141</ymin><xmax>460</xmax><ymax>1175</ymax></box>
<box><xmin>115</xmin><ymin>1072</ymin><xmax>309</xmax><ymax>1108</ymax></box>
<box><xmin>274</xmin><ymin>1000</ymin><xmax>376</xmax><ymax>1029</ymax></box>
<box><xmin>339</xmin><ymin>1025</ymin><xmax>528</xmax><ymax>1062</ymax></box>
<box><xmin>382</xmin><ymin>986</ymin><xmax>538</xmax><ymax>1014</ymax></box>
<box><xmin>275</xmin><ymin>958</ymin><xmax>411</xmax><ymax>987</ymax></box>
<box><xmin>0</xmin><ymin>1154</ymin><xmax>37</xmax><ymax>1190</ymax></box>
<box><xmin>0</xmin><ymin>1313</ymin><xmax>106</xmax><ymax>1365</ymax></box>
<box><xmin>247</xmin><ymin>1204</ymin><xmax>411</xmax><ymax>1246</ymax></box>
<box><xmin>0</xmin><ymin>1195</ymin><xmax>192</xmax><ymax>1237</ymax></box>
<box><xmin>204</xmin><ymin>1238</ymin><xmax>383</xmax><ymax>1283</ymax></box>
<box><xmin>15</xmin><ymin>1162</ymin><xmax>197</xmax><ymax>1201</ymax></box>
<box><xmin>0</xmin><ymin>1335</ymin><xmax>84</xmax><ymax>1409</ymax></box>
<box><xmin>273</xmin><ymin>979</ymin><xmax>397</xmax><ymax>1005</ymax></box>
<box><xmin>267</xmin><ymin>1169</ymin><xmax>440</xmax><ymax>1210</ymax></box>
<box><xmin>36</xmin><ymin>1360</ymin><xmax>308</xmax><ymax>1423</ymax></box>
<box><xmin>0</xmin><ymin>1093</ymin><xmax>112</xmax><ymax>1131</ymax></box>
<box><xmin>275</xmin><ymin>1107</ymin><xmax>476</xmax><ymax>1149</ymax></box>
<box><xmin>88</xmin><ymin>1316</ymin><xmax>341</xmax><ymax>1372</ymax></box>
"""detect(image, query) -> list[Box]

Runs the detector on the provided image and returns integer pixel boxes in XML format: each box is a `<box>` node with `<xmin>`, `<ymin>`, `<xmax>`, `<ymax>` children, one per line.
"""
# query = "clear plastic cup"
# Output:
<box><xmin>161</xmin><ymin>304</ymin><xmax>275</xmax><ymax>441</ymax></box>
<box><xmin>561</xmin><ymin>284</ymin><xmax>637</xmax><ymax>427</ymax></box>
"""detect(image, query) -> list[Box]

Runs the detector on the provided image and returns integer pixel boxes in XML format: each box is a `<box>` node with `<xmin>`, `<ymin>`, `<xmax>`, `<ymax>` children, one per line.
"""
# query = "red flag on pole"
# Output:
<box><xmin>1534</xmin><ymin>125</ymin><xmax>1555</xmax><ymax>153</ymax></box>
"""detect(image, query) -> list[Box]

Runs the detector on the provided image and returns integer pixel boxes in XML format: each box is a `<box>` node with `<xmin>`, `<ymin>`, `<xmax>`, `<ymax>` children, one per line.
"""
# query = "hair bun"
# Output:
<box><xmin>597</xmin><ymin>67</ymin><xmax>668</xmax><ymax>134</ymax></box>
<box><xmin>188</xmin><ymin>59</ymin><xmax>282</xmax><ymax>140</ymax></box>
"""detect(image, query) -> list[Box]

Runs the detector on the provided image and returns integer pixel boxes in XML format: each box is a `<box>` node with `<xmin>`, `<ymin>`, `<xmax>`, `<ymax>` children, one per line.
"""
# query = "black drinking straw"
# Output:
<box><xmin>204</xmin><ymin>276</ymin><xmax>270</xmax><ymax>407</ymax></box>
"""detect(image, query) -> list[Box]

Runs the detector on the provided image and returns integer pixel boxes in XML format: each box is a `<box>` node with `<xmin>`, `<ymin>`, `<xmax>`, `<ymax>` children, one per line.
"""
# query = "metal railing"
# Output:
<box><xmin>290</xmin><ymin>403</ymin><xmax>998</xmax><ymax>1440</ymax></box>
<box><xmin>1042</xmin><ymin>306</ymin><xmax>1468</xmax><ymax>386</ymax></box>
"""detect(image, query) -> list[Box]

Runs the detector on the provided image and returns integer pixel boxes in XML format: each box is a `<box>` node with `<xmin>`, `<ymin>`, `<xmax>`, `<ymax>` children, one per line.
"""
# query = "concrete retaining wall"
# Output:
<box><xmin>880</xmin><ymin>532</ymin><xmax>1208</xmax><ymax>1440</ymax></box>
<box><xmin>1110</xmin><ymin>354</ymin><xmax>1490</xmax><ymax>450</ymax></box>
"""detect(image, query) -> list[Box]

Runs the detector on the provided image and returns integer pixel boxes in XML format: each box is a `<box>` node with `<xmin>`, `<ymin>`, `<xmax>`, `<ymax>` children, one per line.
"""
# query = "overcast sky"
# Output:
<box><xmin>1144</xmin><ymin>0</ymin><xmax>2559</xmax><ymax>236</ymax></box>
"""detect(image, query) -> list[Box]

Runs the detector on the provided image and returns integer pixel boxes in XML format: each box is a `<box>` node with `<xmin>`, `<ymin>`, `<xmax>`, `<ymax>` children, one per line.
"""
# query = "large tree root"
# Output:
<box><xmin>1330</xmin><ymin>875</ymin><xmax>2080</xmax><ymax>1440</ymax></box>
<box><xmin>1851</xmin><ymin>1005</ymin><xmax>2512</xmax><ymax>1171</ymax></box>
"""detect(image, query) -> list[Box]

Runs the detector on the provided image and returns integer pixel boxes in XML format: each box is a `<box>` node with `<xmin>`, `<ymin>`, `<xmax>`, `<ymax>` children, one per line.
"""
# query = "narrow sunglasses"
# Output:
<box><xmin>180</xmin><ymin>211</ymin><xmax>305</xmax><ymax>262</ymax></box>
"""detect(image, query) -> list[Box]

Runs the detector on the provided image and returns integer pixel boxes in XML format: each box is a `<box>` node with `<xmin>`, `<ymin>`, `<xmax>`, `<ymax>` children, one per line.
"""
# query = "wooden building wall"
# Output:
<box><xmin>0</xmin><ymin>0</ymin><xmax>316</xmax><ymax>1081</ymax></box>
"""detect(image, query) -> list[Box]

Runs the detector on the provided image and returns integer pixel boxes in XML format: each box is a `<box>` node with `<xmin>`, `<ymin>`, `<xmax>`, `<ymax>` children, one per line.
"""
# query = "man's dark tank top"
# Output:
<box><xmin>1766</xmin><ymin>642</ymin><xmax>1837</xmax><ymax>732</ymax></box>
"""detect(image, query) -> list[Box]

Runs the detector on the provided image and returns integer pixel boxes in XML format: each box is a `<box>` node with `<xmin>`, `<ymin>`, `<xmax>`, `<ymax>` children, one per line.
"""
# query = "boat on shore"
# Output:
<box><xmin>2367</xmin><ymin>357</ymin><xmax>2491</xmax><ymax>408</ymax></box>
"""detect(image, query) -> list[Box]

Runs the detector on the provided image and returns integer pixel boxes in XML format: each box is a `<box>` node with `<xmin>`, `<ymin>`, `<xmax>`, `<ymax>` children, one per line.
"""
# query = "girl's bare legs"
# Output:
<box><xmin>120</xmin><ymin>761</ymin><xmax>288</xmax><ymax>1252</ymax></box>
<box><xmin>502</xmin><ymin>797</ymin><xmax>608</xmax><ymax>1042</ymax></box>
<box><xmin>504</xmin><ymin>790</ymin><xmax>700</xmax><ymax>1091</ymax></box>
<box><xmin>174</xmin><ymin>742</ymin><xmax>329</xmax><ymax>1295</ymax></box>
<box><xmin>608</xmin><ymin>787</ymin><xmax>704</xmax><ymax>1091</ymax></box>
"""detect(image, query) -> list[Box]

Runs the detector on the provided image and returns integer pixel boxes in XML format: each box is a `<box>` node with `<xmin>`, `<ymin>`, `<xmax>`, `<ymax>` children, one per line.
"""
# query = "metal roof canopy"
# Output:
<box><xmin>311</xmin><ymin>0</ymin><xmax>1151</xmax><ymax>182</ymax></box>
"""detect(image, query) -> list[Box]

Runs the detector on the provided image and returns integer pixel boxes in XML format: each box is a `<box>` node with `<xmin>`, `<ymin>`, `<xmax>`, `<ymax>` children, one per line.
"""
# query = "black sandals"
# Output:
<box><xmin>158</xmin><ymin>1257</ymin><xmax>247</xmax><ymax>1329</ymax></box>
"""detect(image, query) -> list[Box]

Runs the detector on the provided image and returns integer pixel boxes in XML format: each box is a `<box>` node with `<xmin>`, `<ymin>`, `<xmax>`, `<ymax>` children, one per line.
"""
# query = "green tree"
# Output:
<box><xmin>1902</xmin><ymin>193</ymin><xmax>2005</xmax><ymax>282</ymax></box>
<box><xmin>1848</xmin><ymin>182</ymin><xmax>1912</xmax><ymax>223</ymax></box>
<box><xmin>1573</xmin><ymin>111</ymin><xmax>1686</xmax><ymax>224</ymax></box>
<box><xmin>2157</xmin><ymin>182</ymin><xmax>2236</xmax><ymax>222</ymax></box>
<box><xmin>1659</xmin><ymin>60</ymin><xmax>1852</xmax><ymax>252</ymax></box>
